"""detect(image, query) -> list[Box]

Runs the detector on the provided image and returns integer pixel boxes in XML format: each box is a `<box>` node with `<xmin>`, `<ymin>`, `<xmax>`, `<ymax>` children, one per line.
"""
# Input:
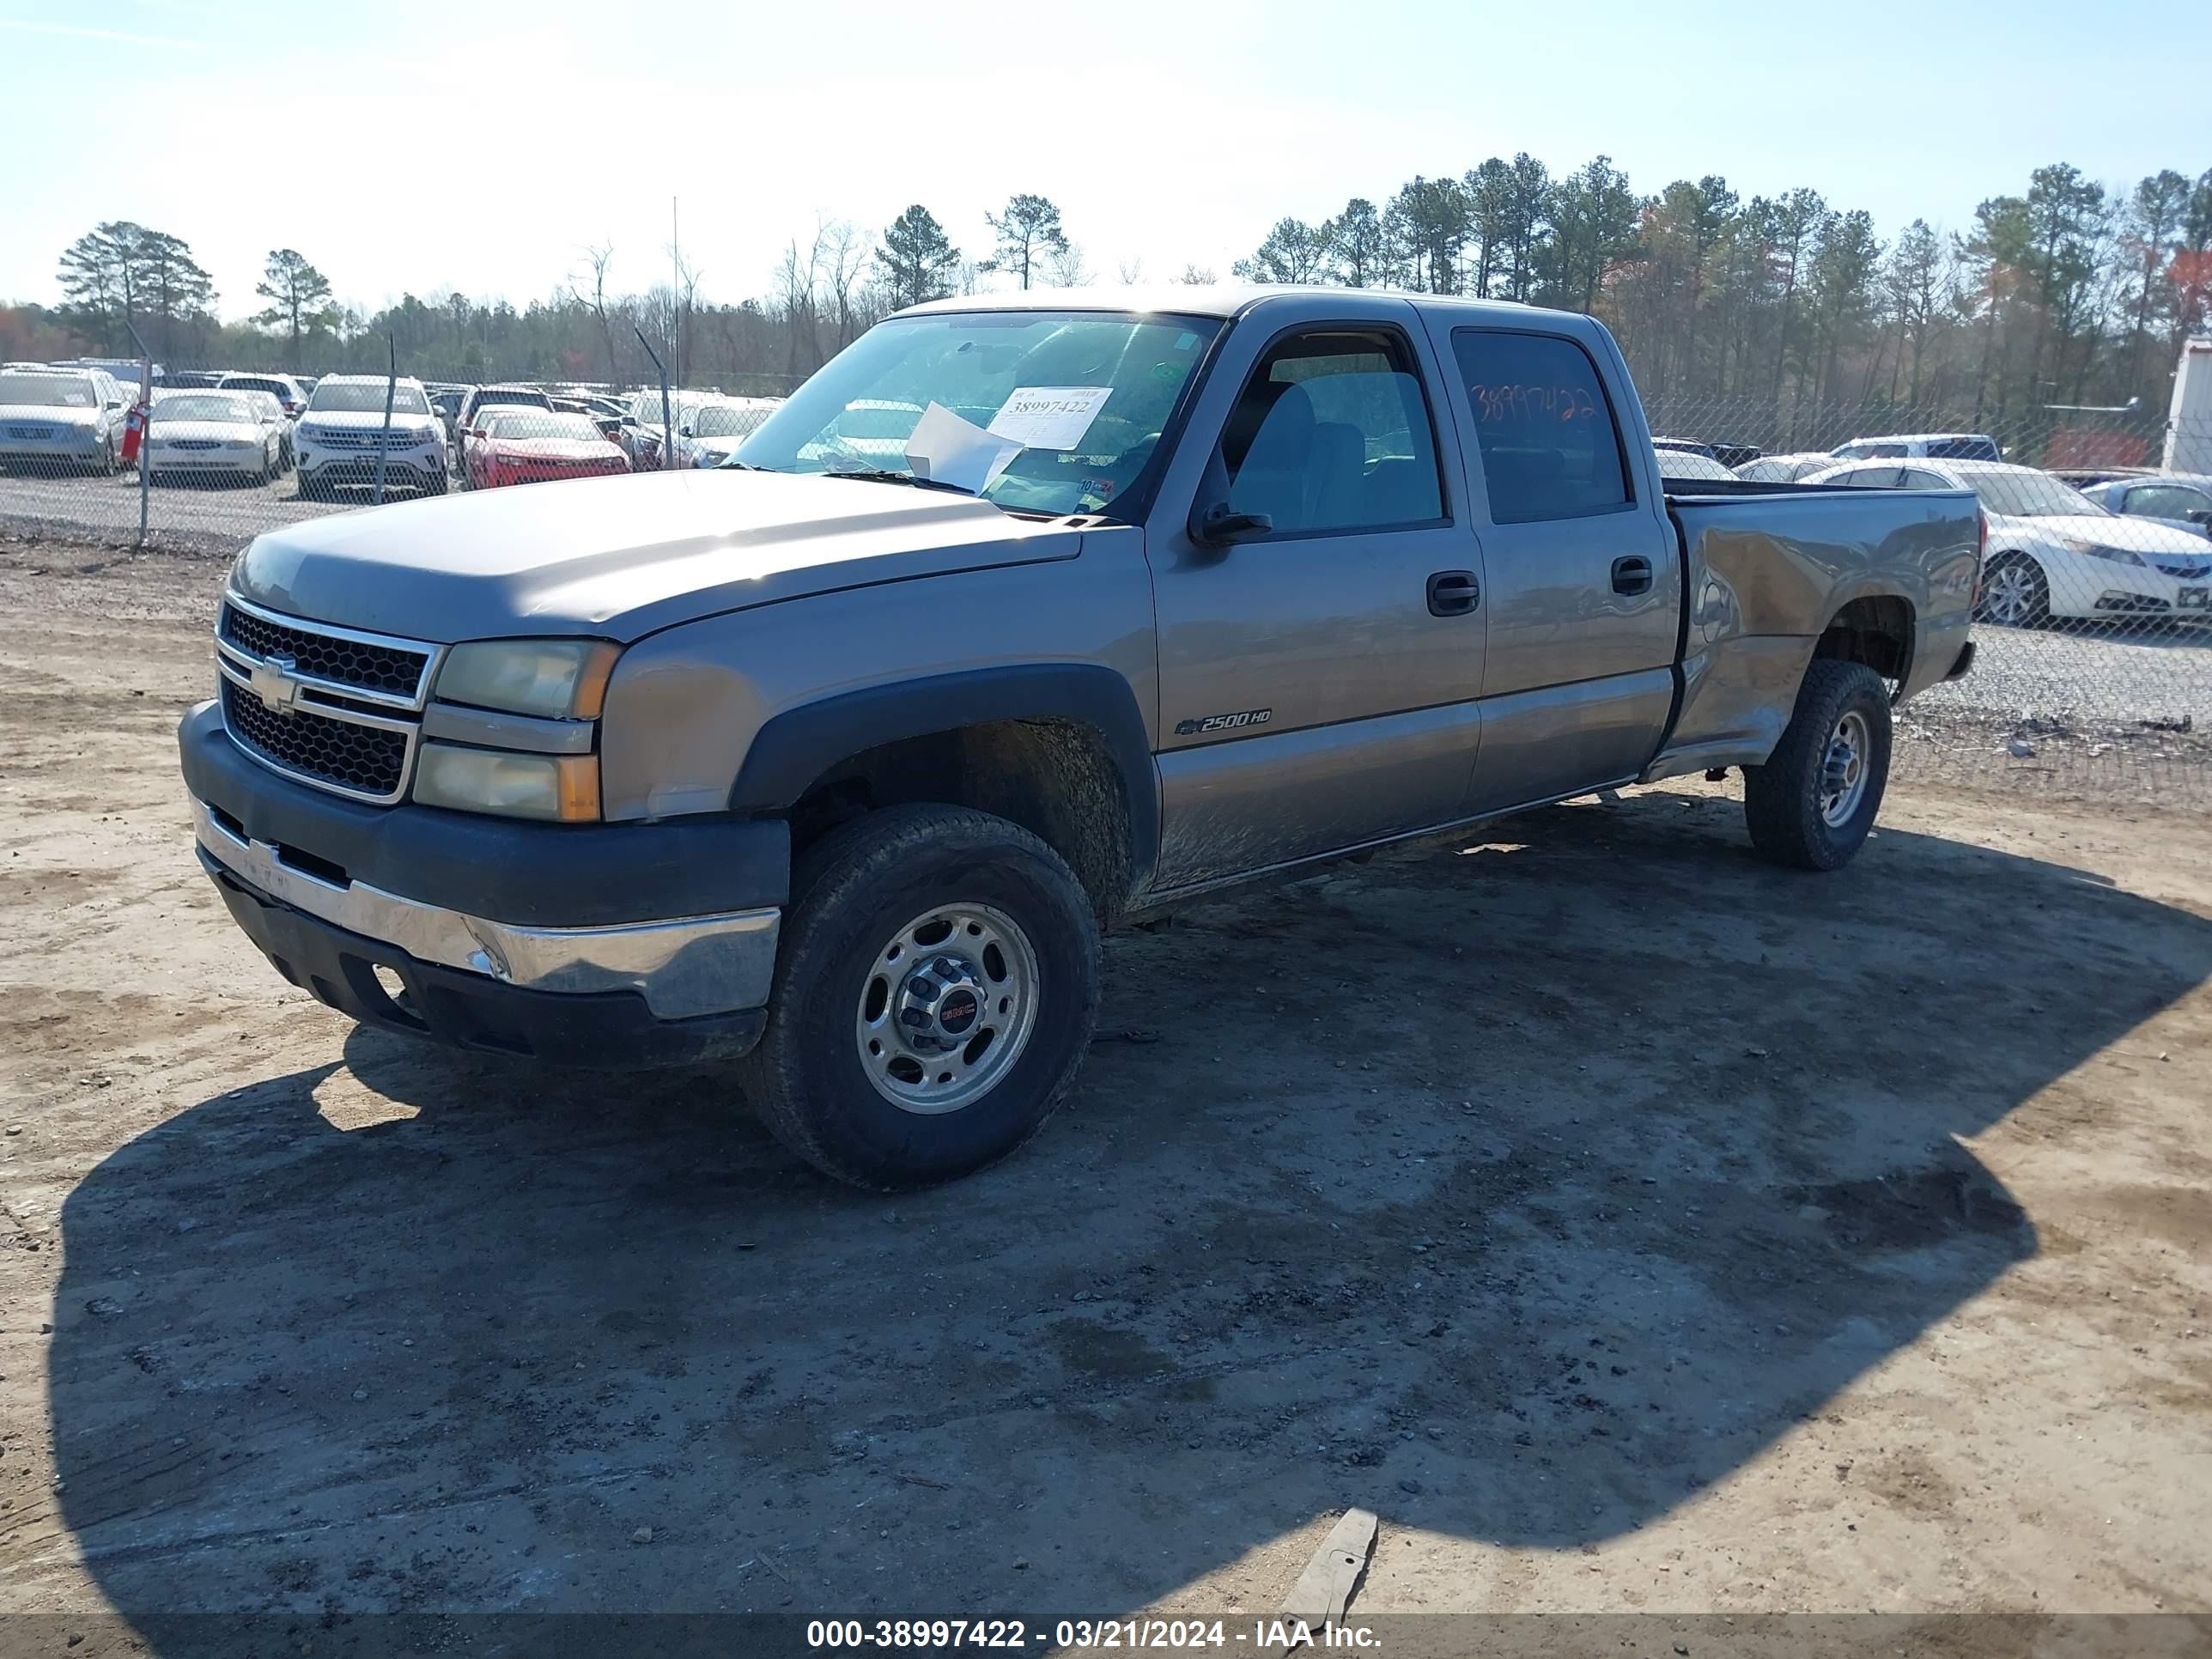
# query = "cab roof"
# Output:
<box><xmin>897</xmin><ymin>283</ymin><xmax>1542</xmax><ymax>326</ymax></box>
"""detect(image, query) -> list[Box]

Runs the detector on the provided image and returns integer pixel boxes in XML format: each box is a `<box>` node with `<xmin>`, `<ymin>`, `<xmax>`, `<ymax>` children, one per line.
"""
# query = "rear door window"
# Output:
<box><xmin>1449</xmin><ymin>329</ymin><xmax>1631</xmax><ymax>523</ymax></box>
<box><xmin>1838</xmin><ymin>466</ymin><xmax>1903</xmax><ymax>488</ymax></box>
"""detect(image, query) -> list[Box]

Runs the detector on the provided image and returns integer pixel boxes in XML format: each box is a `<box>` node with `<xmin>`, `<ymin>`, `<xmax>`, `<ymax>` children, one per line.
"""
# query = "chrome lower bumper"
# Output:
<box><xmin>191</xmin><ymin>797</ymin><xmax>779</xmax><ymax>1020</ymax></box>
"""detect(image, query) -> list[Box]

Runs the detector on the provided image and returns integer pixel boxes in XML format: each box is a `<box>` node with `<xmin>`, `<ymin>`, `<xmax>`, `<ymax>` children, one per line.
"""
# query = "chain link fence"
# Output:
<box><xmin>3</xmin><ymin>358</ymin><xmax>2207</xmax><ymax>801</ymax></box>
<box><xmin>0</xmin><ymin>356</ymin><xmax>786</xmax><ymax>552</ymax></box>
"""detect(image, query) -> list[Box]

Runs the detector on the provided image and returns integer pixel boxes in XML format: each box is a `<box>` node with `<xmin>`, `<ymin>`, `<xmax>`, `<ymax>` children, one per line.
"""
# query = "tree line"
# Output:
<box><xmin>8</xmin><ymin>161</ymin><xmax>2207</xmax><ymax>438</ymax></box>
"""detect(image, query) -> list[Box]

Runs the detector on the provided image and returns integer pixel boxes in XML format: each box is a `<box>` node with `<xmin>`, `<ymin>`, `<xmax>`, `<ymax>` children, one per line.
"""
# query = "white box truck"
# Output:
<box><xmin>2168</xmin><ymin>337</ymin><xmax>2212</xmax><ymax>473</ymax></box>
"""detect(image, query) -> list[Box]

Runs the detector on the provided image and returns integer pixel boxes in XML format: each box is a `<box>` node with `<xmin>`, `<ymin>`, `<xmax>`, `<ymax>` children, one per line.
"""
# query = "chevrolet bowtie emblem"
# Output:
<box><xmin>249</xmin><ymin>653</ymin><xmax>305</xmax><ymax>714</ymax></box>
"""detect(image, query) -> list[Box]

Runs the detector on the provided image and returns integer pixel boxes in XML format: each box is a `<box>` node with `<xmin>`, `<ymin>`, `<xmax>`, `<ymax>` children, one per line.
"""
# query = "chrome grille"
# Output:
<box><xmin>220</xmin><ymin>680</ymin><xmax>410</xmax><ymax>799</ymax></box>
<box><xmin>307</xmin><ymin>428</ymin><xmax>424</xmax><ymax>450</ymax></box>
<box><xmin>220</xmin><ymin>600</ymin><xmax>430</xmax><ymax>698</ymax></box>
<box><xmin>213</xmin><ymin>595</ymin><xmax>440</xmax><ymax>804</ymax></box>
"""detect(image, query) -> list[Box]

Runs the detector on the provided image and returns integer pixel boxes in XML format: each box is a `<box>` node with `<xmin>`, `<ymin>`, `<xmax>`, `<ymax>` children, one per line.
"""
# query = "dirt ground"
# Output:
<box><xmin>0</xmin><ymin>534</ymin><xmax>2208</xmax><ymax>1650</ymax></box>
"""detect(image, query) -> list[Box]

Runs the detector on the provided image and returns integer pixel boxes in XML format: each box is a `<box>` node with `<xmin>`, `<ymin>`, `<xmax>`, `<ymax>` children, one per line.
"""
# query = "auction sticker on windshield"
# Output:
<box><xmin>988</xmin><ymin>386</ymin><xmax>1112</xmax><ymax>451</ymax></box>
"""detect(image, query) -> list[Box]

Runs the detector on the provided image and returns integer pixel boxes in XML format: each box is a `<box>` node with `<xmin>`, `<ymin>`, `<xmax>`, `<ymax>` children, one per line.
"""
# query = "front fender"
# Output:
<box><xmin>727</xmin><ymin>663</ymin><xmax>1158</xmax><ymax>880</ymax></box>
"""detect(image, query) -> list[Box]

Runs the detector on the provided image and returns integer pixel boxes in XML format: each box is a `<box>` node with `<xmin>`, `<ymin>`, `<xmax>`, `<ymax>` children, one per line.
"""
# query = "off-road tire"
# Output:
<box><xmin>739</xmin><ymin>804</ymin><xmax>1101</xmax><ymax>1189</ymax></box>
<box><xmin>1743</xmin><ymin>659</ymin><xmax>1892</xmax><ymax>872</ymax></box>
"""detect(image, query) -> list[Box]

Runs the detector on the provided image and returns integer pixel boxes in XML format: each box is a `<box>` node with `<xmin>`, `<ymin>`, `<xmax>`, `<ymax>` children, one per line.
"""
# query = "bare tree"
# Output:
<box><xmin>774</xmin><ymin>230</ymin><xmax>825</xmax><ymax>381</ymax></box>
<box><xmin>566</xmin><ymin>241</ymin><xmax>620</xmax><ymax>383</ymax></box>
<box><xmin>1044</xmin><ymin>240</ymin><xmax>1091</xmax><ymax>288</ymax></box>
<box><xmin>819</xmin><ymin>220</ymin><xmax>872</xmax><ymax>351</ymax></box>
<box><xmin>1116</xmin><ymin>256</ymin><xmax>1146</xmax><ymax>285</ymax></box>
<box><xmin>672</xmin><ymin>249</ymin><xmax>704</xmax><ymax>384</ymax></box>
<box><xmin>1172</xmin><ymin>264</ymin><xmax>1218</xmax><ymax>285</ymax></box>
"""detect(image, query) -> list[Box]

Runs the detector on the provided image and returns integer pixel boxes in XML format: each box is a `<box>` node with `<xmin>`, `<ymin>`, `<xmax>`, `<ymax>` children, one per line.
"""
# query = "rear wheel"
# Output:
<box><xmin>1743</xmin><ymin>659</ymin><xmax>1892</xmax><ymax>872</ymax></box>
<box><xmin>740</xmin><ymin>804</ymin><xmax>1101</xmax><ymax>1189</ymax></box>
<box><xmin>1977</xmin><ymin>553</ymin><xmax>2050</xmax><ymax>628</ymax></box>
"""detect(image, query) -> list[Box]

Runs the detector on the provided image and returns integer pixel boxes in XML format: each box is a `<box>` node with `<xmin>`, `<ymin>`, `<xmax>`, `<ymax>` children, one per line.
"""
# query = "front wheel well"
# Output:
<box><xmin>786</xmin><ymin>720</ymin><xmax>1137</xmax><ymax>926</ymax></box>
<box><xmin>1813</xmin><ymin>594</ymin><xmax>1915</xmax><ymax>684</ymax></box>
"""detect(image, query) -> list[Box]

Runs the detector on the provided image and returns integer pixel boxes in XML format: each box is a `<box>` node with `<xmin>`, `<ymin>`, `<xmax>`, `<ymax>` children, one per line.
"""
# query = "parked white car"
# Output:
<box><xmin>0</xmin><ymin>366</ymin><xmax>131</xmax><ymax>473</ymax></box>
<box><xmin>294</xmin><ymin>375</ymin><xmax>449</xmax><ymax>500</ymax></box>
<box><xmin>1803</xmin><ymin>458</ymin><xmax>2212</xmax><ymax>626</ymax></box>
<box><xmin>145</xmin><ymin>391</ymin><xmax>286</xmax><ymax>483</ymax></box>
<box><xmin>218</xmin><ymin>371</ymin><xmax>309</xmax><ymax>419</ymax></box>
<box><xmin>1735</xmin><ymin>451</ymin><xmax>1845</xmax><ymax>484</ymax></box>
<box><xmin>1831</xmin><ymin>432</ymin><xmax>2001</xmax><ymax>463</ymax></box>
<box><xmin>681</xmin><ymin>397</ymin><xmax>781</xmax><ymax>468</ymax></box>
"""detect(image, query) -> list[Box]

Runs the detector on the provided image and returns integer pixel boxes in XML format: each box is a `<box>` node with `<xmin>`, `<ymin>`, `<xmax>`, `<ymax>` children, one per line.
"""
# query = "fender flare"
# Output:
<box><xmin>728</xmin><ymin>664</ymin><xmax>1160</xmax><ymax>883</ymax></box>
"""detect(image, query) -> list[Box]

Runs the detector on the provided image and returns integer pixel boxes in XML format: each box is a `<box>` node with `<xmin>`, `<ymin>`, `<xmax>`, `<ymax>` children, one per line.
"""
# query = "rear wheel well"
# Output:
<box><xmin>1813</xmin><ymin>595</ymin><xmax>1914</xmax><ymax>684</ymax></box>
<box><xmin>787</xmin><ymin>720</ymin><xmax>1136</xmax><ymax>926</ymax></box>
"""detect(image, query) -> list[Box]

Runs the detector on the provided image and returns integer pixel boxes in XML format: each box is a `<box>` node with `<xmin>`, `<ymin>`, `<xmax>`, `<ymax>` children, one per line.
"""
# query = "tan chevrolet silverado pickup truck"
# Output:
<box><xmin>179</xmin><ymin>285</ymin><xmax>1980</xmax><ymax>1187</ymax></box>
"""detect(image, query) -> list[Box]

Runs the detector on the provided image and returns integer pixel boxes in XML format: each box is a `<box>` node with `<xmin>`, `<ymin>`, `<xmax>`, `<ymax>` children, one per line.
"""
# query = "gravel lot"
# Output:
<box><xmin>0</xmin><ymin>540</ymin><xmax>2208</xmax><ymax>1648</ymax></box>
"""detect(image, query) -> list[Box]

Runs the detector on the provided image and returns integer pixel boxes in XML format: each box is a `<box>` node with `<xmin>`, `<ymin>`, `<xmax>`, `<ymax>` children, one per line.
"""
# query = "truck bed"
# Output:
<box><xmin>1644</xmin><ymin>483</ymin><xmax>1982</xmax><ymax>782</ymax></box>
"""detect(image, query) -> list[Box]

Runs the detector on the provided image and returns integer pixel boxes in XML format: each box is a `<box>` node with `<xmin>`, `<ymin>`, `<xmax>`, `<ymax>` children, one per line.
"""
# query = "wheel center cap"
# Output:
<box><xmin>895</xmin><ymin>955</ymin><xmax>987</xmax><ymax>1051</ymax></box>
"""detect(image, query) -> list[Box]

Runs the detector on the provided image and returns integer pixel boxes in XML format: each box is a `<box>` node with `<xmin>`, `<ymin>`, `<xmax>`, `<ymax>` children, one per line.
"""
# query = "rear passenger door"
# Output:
<box><xmin>1431</xmin><ymin>324</ymin><xmax>1680</xmax><ymax>812</ymax></box>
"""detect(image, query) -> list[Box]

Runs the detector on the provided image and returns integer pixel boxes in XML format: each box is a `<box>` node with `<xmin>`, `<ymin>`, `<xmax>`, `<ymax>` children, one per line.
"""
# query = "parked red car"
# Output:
<box><xmin>463</xmin><ymin>410</ymin><xmax>630</xmax><ymax>490</ymax></box>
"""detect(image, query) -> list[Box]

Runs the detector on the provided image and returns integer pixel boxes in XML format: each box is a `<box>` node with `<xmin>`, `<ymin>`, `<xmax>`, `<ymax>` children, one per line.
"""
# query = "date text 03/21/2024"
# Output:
<box><xmin>805</xmin><ymin>1618</ymin><xmax>1382</xmax><ymax>1650</ymax></box>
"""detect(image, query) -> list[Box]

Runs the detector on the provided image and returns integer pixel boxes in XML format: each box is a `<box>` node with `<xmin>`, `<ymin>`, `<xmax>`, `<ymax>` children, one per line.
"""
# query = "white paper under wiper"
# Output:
<box><xmin>903</xmin><ymin>402</ymin><xmax>1023</xmax><ymax>495</ymax></box>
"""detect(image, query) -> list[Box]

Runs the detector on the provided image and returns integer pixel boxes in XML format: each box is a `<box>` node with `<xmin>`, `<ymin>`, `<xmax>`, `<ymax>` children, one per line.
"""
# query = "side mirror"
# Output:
<box><xmin>679</xmin><ymin>423</ymin><xmax>693</xmax><ymax>438</ymax></box>
<box><xmin>1188</xmin><ymin>501</ymin><xmax>1273</xmax><ymax>547</ymax></box>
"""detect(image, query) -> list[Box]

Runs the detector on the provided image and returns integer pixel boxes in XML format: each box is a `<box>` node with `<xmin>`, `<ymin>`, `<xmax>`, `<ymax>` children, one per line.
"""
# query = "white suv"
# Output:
<box><xmin>293</xmin><ymin>375</ymin><xmax>448</xmax><ymax>501</ymax></box>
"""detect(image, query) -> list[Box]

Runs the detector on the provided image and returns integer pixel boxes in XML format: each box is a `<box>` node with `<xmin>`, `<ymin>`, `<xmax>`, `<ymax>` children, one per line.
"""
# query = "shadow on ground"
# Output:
<box><xmin>43</xmin><ymin>791</ymin><xmax>2212</xmax><ymax>1640</ymax></box>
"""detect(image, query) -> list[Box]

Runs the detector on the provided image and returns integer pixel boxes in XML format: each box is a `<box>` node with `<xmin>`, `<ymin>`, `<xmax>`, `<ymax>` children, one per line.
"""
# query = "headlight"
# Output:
<box><xmin>2059</xmin><ymin>537</ymin><xmax>2144</xmax><ymax>567</ymax></box>
<box><xmin>414</xmin><ymin>744</ymin><xmax>599</xmax><ymax>821</ymax></box>
<box><xmin>434</xmin><ymin>637</ymin><xmax>620</xmax><ymax>719</ymax></box>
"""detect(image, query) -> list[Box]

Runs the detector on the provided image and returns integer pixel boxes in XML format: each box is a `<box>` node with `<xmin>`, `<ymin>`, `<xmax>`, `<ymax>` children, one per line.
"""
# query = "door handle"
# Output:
<box><xmin>1426</xmin><ymin>569</ymin><xmax>1480</xmax><ymax>617</ymax></box>
<box><xmin>1611</xmin><ymin>556</ymin><xmax>1654</xmax><ymax>596</ymax></box>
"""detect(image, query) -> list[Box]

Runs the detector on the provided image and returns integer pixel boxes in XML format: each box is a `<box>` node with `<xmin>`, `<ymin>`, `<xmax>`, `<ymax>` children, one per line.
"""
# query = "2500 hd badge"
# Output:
<box><xmin>1173</xmin><ymin>707</ymin><xmax>1273</xmax><ymax>737</ymax></box>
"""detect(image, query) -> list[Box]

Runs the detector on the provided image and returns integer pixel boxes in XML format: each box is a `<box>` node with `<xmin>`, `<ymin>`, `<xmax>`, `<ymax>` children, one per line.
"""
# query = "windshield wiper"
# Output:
<box><xmin>822</xmin><ymin>467</ymin><xmax>981</xmax><ymax>499</ymax></box>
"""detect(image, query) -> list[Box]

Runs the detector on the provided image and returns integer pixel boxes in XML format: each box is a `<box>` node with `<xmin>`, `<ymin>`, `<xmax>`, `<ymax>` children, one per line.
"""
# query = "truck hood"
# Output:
<box><xmin>229</xmin><ymin>467</ymin><xmax>1085</xmax><ymax>643</ymax></box>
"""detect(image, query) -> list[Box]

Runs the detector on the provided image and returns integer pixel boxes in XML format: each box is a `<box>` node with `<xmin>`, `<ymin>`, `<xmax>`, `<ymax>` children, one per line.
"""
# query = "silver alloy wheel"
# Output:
<box><xmin>854</xmin><ymin>902</ymin><xmax>1041</xmax><ymax>1115</ymax></box>
<box><xmin>1820</xmin><ymin>708</ymin><xmax>1872</xmax><ymax>828</ymax></box>
<box><xmin>1984</xmin><ymin>562</ymin><xmax>2035</xmax><ymax>625</ymax></box>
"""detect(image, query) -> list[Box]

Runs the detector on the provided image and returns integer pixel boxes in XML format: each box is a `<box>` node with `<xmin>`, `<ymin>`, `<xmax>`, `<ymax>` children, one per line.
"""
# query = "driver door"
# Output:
<box><xmin>1143</xmin><ymin>304</ymin><xmax>1487</xmax><ymax>892</ymax></box>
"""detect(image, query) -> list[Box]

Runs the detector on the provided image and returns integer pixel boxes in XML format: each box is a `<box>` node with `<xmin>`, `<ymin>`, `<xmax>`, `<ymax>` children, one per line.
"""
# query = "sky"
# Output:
<box><xmin>5</xmin><ymin>0</ymin><xmax>2209</xmax><ymax>324</ymax></box>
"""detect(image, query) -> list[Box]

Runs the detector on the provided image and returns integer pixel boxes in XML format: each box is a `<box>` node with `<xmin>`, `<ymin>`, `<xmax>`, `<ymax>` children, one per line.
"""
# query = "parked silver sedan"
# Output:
<box><xmin>0</xmin><ymin>366</ymin><xmax>131</xmax><ymax>474</ymax></box>
<box><xmin>2073</xmin><ymin>473</ymin><xmax>2212</xmax><ymax>539</ymax></box>
<box><xmin>145</xmin><ymin>391</ymin><xmax>286</xmax><ymax>485</ymax></box>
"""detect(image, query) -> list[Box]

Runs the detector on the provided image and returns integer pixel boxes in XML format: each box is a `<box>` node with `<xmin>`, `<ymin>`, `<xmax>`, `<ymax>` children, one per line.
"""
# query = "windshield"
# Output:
<box><xmin>1966</xmin><ymin>471</ymin><xmax>2110</xmax><ymax>520</ymax></box>
<box><xmin>309</xmin><ymin>382</ymin><xmax>432</xmax><ymax>416</ymax></box>
<box><xmin>476</xmin><ymin>388</ymin><xmax>550</xmax><ymax>413</ymax></box>
<box><xmin>222</xmin><ymin>379</ymin><xmax>289</xmax><ymax>398</ymax></box>
<box><xmin>155</xmin><ymin>393</ymin><xmax>258</xmax><ymax>423</ymax></box>
<box><xmin>694</xmin><ymin>403</ymin><xmax>771</xmax><ymax>440</ymax></box>
<box><xmin>485</xmin><ymin>412</ymin><xmax>601</xmax><ymax>442</ymax></box>
<box><xmin>0</xmin><ymin>374</ymin><xmax>98</xmax><ymax>409</ymax></box>
<box><xmin>736</xmin><ymin>310</ymin><xmax>1223</xmax><ymax>518</ymax></box>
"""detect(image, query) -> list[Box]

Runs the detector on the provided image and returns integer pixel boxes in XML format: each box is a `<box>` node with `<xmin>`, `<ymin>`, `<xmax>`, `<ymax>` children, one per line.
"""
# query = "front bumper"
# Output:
<box><xmin>149</xmin><ymin>447</ymin><xmax>260</xmax><ymax>473</ymax></box>
<box><xmin>180</xmin><ymin>701</ymin><xmax>787</xmax><ymax>1064</ymax></box>
<box><xmin>200</xmin><ymin>847</ymin><xmax>767</xmax><ymax>1065</ymax></box>
<box><xmin>298</xmin><ymin>454</ymin><xmax>444</xmax><ymax>489</ymax></box>
<box><xmin>0</xmin><ymin>428</ymin><xmax>104</xmax><ymax>464</ymax></box>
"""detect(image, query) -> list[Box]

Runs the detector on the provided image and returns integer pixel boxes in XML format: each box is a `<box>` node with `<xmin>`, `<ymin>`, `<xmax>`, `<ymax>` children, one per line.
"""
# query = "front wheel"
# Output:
<box><xmin>1977</xmin><ymin>553</ymin><xmax>2050</xmax><ymax>628</ymax></box>
<box><xmin>740</xmin><ymin>804</ymin><xmax>1102</xmax><ymax>1189</ymax></box>
<box><xmin>1743</xmin><ymin>659</ymin><xmax>1893</xmax><ymax>871</ymax></box>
